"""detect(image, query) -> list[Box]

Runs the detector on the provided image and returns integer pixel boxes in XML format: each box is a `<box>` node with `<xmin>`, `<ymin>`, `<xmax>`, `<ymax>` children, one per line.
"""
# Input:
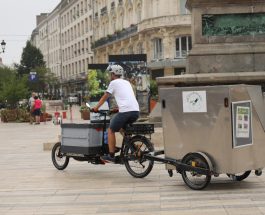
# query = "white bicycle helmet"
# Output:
<box><xmin>106</xmin><ymin>64</ymin><xmax>124</xmax><ymax>76</ymax></box>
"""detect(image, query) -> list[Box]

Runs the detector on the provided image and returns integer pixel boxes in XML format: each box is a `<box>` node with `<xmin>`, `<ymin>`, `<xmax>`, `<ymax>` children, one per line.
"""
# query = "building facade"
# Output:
<box><xmin>93</xmin><ymin>0</ymin><xmax>191</xmax><ymax>79</ymax></box>
<box><xmin>31</xmin><ymin>9</ymin><xmax>62</xmax><ymax>97</ymax></box>
<box><xmin>31</xmin><ymin>0</ymin><xmax>94</xmax><ymax>98</ymax></box>
<box><xmin>60</xmin><ymin>0</ymin><xmax>94</xmax><ymax>97</ymax></box>
<box><xmin>31</xmin><ymin>0</ymin><xmax>191</xmax><ymax>97</ymax></box>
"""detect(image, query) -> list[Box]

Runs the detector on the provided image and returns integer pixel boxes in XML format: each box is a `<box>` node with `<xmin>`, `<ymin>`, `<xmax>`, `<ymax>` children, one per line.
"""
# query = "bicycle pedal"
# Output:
<box><xmin>114</xmin><ymin>156</ymin><xmax>122</xmax><ymax>164</ymax></box>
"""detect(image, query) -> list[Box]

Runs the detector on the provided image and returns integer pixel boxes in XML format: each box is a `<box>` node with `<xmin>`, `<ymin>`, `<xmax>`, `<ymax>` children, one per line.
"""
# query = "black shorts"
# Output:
<box><xmin>33</xmin><ymin>108</ymin><xmax>41</xmax><ymax>116</ymax></box>
<box><xmin>109</xmin><ymin>111</ymin><xmax>139</xmax><ymax>132</ymax></box>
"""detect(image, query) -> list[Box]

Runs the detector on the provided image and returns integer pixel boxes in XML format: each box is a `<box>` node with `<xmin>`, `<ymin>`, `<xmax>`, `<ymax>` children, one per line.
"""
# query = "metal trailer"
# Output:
<box><xmin>145</xmin><ymin>84</ymin><xmax>265</xmax><ymax>189</ymax></box>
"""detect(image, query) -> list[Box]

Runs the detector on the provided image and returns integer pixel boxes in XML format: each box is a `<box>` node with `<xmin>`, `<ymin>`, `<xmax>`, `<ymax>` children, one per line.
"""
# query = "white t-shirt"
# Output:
<box><xmin>106</xmin><ymin>79</ymin><xmax>139</xmax><ymax>112</ymax></box>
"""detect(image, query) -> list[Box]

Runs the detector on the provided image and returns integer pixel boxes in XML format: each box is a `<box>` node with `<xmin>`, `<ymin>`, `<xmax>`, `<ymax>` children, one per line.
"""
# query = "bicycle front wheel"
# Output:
<box><xmin>124</xmin><ymin>136</ymin><xmax>154</xmax><ymax>178</ymax></box>
<box><xmin>51</xmin><ymin>142</ymin><xmax>69</xmax><ymax>170</ymax></box>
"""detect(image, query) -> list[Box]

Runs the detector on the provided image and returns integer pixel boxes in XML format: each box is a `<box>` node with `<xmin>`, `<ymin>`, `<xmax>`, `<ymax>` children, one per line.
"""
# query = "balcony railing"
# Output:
<box><xmin>93</xmin><ymin>25</ymin><xmax>137</xmax><ymax>49</ymax></box>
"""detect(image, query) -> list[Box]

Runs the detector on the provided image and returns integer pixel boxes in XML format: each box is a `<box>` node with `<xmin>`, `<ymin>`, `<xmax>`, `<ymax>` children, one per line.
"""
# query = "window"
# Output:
<box><xmin>175</xmin><ymin>36</ymin><xmax>192</xmax><ymax>58</ymax></box>
<box><xmin>128</xmin><ymin>46</ymin><xmax>133</xmax><ymax>54</ymax></box>
<box><xmin>174</xmin><ymin>68</ymin><xmax>186</xmax><ymax>75</ymax></box>
<box><xmin>112</xmin><ymin>19</ymin><xmax>116</xmax><ymax>32</ymax></box>
<box><xmin>137</xmin><ymin>43</ymin><xmax>144</xmax><ymax>54</ymax></box>
<box><xmin>137</xmin><ymin>7</ymin><xmax>141</xmax><ymax>23</ymax></box>
<box><xmin>153</xmin><ymin>38</ymin><xmax>163</xmax><ymax>59</ymax></box>
<box><xmin>179</xmin><ymin>0</ymin><xmax>188</xmax><ymax>14</ymax></box>
<box><xmin>151</xmin><ymin>69</ymin><xmax>164</xmax><ymax>80</ymax></box>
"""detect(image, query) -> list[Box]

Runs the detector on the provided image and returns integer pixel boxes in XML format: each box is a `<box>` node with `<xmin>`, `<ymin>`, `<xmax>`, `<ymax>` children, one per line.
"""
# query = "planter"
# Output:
<box><xmin>1</xmin><ymin>115</ymin><xmax>7</xmax><ymax>123</ymax></box>
<box><xmin>150</xmin><ymin>99</ymin><xmax>157</xmax><ymax>112</ymax></box>
<box><xmin>40</xmin><ymin>113</ymin><xmax>52</xmax><ymax>122</ymax></box>
<box><xmin>81</xmin><ymin>110</ymin><xmax>90</xmax><ymax>120</ymax></box>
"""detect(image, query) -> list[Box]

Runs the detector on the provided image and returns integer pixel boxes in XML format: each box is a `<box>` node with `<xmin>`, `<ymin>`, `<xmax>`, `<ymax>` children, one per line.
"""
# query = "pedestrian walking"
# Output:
<box><xmin>28</xmin><ymin>92</ymin><xmax>36</xmax><ymax>124</ymax></box>
<box><xmin>33</xmin><ymin>96</ymin><xmax>42</xmax><ymax>125</ymax></box>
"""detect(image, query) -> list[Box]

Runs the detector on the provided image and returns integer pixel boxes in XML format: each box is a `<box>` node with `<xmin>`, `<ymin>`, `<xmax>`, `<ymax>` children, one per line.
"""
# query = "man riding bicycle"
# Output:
<box><xmin>92</xmin><ymin>64</ymin><xmax>140</xmax><ymax>163</ymax></box>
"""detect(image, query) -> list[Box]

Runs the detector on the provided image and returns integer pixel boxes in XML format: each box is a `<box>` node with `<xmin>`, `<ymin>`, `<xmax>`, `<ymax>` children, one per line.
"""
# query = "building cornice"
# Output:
<box><xmin>138</xmin><ymin>15</ymin><xmax>191</xmax><ymax>33</ymax></box>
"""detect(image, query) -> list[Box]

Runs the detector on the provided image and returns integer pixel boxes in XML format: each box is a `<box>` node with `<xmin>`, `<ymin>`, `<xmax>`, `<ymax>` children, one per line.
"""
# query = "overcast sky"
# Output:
<box><xmin>0</xmin><ymin>0</ymin><xmax>61</xmax><ymax>66</ymax></box>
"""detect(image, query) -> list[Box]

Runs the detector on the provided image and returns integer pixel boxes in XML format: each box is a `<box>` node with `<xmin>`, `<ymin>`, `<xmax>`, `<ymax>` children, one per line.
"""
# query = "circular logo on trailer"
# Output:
<box><xmin>186</xmin><ymin>91</ymin><xmax>203</xmax><ymax>111</ymax></box>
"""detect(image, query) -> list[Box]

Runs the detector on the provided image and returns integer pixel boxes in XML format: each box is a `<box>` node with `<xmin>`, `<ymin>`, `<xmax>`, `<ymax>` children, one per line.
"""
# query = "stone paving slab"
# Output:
<box><xmin>1</xmin><ymin>117</ymin><xmax>265</xmax><ymax>214</ymax></box>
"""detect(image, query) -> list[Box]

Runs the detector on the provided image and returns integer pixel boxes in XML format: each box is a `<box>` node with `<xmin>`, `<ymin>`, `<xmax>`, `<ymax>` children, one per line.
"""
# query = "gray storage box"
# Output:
<box><xmin>61</xmin><ymin>123</ymin><xmax>107</xmax><ymax>155</ymax></box>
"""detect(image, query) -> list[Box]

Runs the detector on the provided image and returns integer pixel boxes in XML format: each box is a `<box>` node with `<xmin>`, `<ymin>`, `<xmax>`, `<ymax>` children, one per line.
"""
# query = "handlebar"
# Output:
<box><xmin>85</xmin><ymin>103</ymin><xmax>118</xmax><ymax>115</ymax></box>
<box><xmin>90</xmin><ymin>108</ymin><xmax>118</xmax><ymax>115</ymax></box>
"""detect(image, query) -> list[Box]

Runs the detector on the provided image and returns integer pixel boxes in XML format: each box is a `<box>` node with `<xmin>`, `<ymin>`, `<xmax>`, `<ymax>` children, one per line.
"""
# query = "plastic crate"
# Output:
<box><xmin>125</xmin><ymin>123</ymin><xmax>154</xmax><ymax>135</ymax></box>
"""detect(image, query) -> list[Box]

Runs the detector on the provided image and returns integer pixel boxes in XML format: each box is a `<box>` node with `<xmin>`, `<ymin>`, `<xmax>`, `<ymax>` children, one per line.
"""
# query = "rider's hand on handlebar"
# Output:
<box><xmin>110</xmin><ymin>108</ymin><xmax>119</xmax><ymax>113</ymax></box>
<box><xmin>91</xmin><ymin>107</ymin><xmax>99</xmax><ymax>113</ymax></box>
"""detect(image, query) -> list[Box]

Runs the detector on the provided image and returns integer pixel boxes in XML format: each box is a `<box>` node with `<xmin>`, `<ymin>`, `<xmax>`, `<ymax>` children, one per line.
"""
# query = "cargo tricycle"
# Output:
<box><xmin>51</xmin><ymin>106</ymin><xmax>155</xmax><ymax>178</ymax></box>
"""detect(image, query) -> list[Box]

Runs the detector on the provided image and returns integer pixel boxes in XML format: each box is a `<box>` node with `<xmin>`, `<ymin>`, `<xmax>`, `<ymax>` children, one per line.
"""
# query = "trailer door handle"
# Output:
<box><xmin>162</xmin><ymin>99</ymin><xmax>166</xmax><ymax>108</ymax></box>
<box><xmin>224</xmin><ymin>97</ymin><xmax>229</xmax><ymax>107</ymax></box>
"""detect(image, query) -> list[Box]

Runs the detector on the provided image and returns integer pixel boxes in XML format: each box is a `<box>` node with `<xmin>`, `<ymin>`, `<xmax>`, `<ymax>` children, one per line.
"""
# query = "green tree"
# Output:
<box><xmin>16</xmin><ymin>41</ymin><xmax>45</xmax><ymax>76</ymax></box>
<box><xmin>87</xmin><ymin>70</ymin><xmax>110</xmax><ymax>100</ymax></box>
<box><xmin>97</xmin><ymin>70</ymin><xmax>109</xmax><ymax>90</ymax></box>
<box><xmin>150</xmin><ymin>79</ymin><xmax>158</xmax><ymax>100</ymax></box>
<box><xmin>15</xmin><ymin>40</ymin><xmax>59</xmax><ymax>96</ymax></box>
<box><xmin>0</xmin><ymin>66</ymin><xmax>14</xmax><ymax>93</ymax></box>
<box><xmin>0</xmin><ymin>67</ymin><xmax>28</xmax><ymax>108</ymax></box>
<box><xmin>87</xmin><ymin>70</ymin><xmax>99</xmax><ymax>99</ymax></box>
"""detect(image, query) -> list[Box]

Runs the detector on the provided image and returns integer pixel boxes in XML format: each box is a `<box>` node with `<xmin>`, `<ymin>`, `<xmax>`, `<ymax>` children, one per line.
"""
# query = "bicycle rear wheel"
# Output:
<box><xmin>124</xmin><ymin>136</ymin><xmax>154</xmax><ymax>178</ymax></box>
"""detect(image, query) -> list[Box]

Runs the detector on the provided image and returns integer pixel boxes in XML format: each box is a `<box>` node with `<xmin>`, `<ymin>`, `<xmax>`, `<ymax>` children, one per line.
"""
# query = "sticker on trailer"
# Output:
<box><xmin>236</xmin><ymin>106</ymin><xmax>250</xmax><ymax>138</ymax></box>
<box><xmin>182</xmin><ymin>91</ymin><xmax>207</xmax><ymax>113</ymax></box>
<box><xmin>232</xmin><ymin>100</ymin><xmax>253</xmax><ymax>148</ymax></box>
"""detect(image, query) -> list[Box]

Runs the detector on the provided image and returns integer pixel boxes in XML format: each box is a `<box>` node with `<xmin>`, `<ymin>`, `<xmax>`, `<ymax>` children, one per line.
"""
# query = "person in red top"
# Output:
<box><xmin>33</xmin><ymin>96</ymin><xmax>42</xmax><ymax>124</ymax></box>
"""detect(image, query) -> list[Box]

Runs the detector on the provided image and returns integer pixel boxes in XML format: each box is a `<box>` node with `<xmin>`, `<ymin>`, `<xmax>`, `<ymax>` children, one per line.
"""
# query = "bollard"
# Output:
<box><xmin>62</xmin><ymin>111</ymin><xmax>67</xmax><ymax>119</ymax></box>
<box><xmin>54</xmin><ymin>112</ymin><xmax>60</xmax><ymax>125</ymax></box>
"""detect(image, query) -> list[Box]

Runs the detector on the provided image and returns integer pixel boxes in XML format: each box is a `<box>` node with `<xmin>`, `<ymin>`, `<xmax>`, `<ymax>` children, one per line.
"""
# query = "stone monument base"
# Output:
<box><xmin>157</xmin><ymin>71</ymin><xmax>265</xmax><ymax>87</ymax></box>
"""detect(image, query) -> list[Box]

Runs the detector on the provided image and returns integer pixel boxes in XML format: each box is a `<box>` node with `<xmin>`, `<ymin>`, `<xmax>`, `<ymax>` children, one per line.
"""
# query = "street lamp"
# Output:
<box><xmin>0</xmin><ymin>40</ymin><xmax>6</xmax><ymax>53</ymax></box>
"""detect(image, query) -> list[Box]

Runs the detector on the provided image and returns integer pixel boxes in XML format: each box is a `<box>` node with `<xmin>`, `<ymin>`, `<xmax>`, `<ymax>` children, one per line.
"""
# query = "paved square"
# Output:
<box><xmin>1</xmin><ymin>113</ymin><xmax>265</xmax><ymax>214</ymax></box>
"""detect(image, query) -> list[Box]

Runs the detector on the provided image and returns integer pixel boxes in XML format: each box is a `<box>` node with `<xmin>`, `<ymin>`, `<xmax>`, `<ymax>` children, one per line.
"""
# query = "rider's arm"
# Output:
<box><xmin>94</xmin><ymin>92</ymin><xmax>111</xmax><ymax>111</ymax></box>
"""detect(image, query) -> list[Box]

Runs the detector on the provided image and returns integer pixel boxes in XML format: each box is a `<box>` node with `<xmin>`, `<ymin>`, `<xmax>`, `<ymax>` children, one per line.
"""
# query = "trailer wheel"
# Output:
<box><xmin>227</xmin><ymin>171</ymin><xmax>251</xmax><ymax>181</ymax></box>
<box><xmin>181</xmin><ymin>153</ymin><xmax>211</xmax><ymax>190</ymax></box>
<box><xmin>51</xmin><ymin>142</ymin><xmax>69</xmax><ymax>170</ymax></box>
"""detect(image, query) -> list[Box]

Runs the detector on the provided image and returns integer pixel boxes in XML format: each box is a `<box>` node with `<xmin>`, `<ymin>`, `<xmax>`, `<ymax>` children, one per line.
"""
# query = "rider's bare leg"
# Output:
<box><xmin>119</xmin><ymin>128</ymin><xmax>124</xmax><ymax>137</ymax></box>
<box><xmin>108</xmin><ymin>127</ymin><xmax>116</xmax><ymax>155</ymax></box>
